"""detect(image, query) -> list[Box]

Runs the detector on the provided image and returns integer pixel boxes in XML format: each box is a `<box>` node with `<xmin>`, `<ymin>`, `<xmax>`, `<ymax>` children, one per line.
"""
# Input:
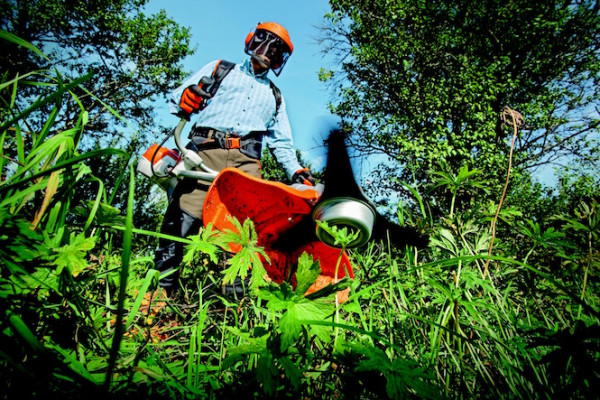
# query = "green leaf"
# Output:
<box><xmin>259</xmin><ymin>281</ymin><xmax>296</xmax><ymax>311</ymax></box>
<box><xmin>279</xmin><ymin>356</ymin><xmax>302</xmax><ymax>390</ymax></box>
<box><xmin>8</xmin><ymin>312</ymin><xmax>45</xmax><ymax>352</ymax></box>
<box><xmin>316</xmin><ymin>220</ymin><xmax>360</xmax><ymax>248</ymax></box>
<box><xmin>182</xmin><ymin>224</ymin><xmax>223</xmax><ymax>265</ymax></box>
<box><xmin>280</xmin><ymin>298</ymin><xmax>335</xmax><ymax>350</ymax></box>
<box><xmin>49</xmin><ymin>232</ymin><xmax>96</xmax><ymax>276</ymax></box>
<box><xmin>0</xmin><ymin>29</ymin><xmax>53</xmax><ymax>64</ymax></box>
<box><xmin>73</xmin><ymin>201</ymin><xmax>124</xmax><ymax>227</ymax></box>
<box><xmin>256</xmin><ymin>351</ymin><xmax>277</xmax><ymax>396</ymax></box>
<box><xmin>294</xmin><ymin>252</ymin><xmax>321</xmax><ymax>295</ymax></box>
<box><xmin>220</xmin><ymin>217</ymin><xmax>270</xmax><ymax>290</ymax></box>
<box><xmin>304</xmin><ymin>277</ymin><xmax>352</xmax><ymax>300</ymax></box>
<box><xmin>222</xmin><ymin>327</ymin><xmax>270</xmax><ymax>370</ymax></box>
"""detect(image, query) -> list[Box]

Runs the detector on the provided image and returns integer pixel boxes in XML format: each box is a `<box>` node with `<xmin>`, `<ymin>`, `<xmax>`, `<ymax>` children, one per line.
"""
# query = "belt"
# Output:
<box><xmin>191</xmin><ymin>128</ymin><xmax>241</xmax><ymax>149</ymax></box>
<box><xmin>189</xmin><ymin>127</ymin><xmax>264</xmax><ymax>159</ymax></box>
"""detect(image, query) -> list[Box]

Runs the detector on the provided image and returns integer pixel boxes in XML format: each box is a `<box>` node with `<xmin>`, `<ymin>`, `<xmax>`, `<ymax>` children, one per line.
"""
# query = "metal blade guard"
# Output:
<box><xmin>313</xmin><ymin>197</ymin><xmax>376</xmax><ymax>248</ymax></box>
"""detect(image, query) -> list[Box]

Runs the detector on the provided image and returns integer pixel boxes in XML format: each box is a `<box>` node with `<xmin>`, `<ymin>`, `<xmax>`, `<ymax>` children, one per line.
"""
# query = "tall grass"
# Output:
<box><xmin>1</xmin><ymin>31</ymin><xmax>599</xmax><ymax>399</ymax></box>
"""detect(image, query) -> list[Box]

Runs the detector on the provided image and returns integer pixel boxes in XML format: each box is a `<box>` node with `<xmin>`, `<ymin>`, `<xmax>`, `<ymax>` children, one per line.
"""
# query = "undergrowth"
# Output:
<box><xmin>1</xmin><ymin>30</ymin><xmax>599</xmax><ymax>400</ymax></box>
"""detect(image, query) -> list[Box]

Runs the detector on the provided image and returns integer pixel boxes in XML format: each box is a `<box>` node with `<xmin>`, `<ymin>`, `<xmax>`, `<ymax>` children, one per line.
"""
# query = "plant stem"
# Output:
<box><xmin>577</xmin><ymin>231</ymin><xmax>593</xmax><ymax>319</ymax></box>
<box><xmin>333</xmin><ymin>247</ymin><xmax>345</xmax><ymax>347</ymax></box>
<box><xmin>484</xmin><ymin>107</ymin><xmax>519</xmax><ymax>280</ymax></box>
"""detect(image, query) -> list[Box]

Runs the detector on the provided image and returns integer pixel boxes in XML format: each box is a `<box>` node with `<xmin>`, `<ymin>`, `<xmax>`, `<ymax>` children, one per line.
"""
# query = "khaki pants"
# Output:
<box><xmin>177</xmin><ymin>147</ymin><xmax>262</xmax><ymax>220</ymax></box>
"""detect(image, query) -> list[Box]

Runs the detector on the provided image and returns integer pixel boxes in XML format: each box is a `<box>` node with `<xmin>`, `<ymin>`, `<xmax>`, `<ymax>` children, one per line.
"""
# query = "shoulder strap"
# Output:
<box><xmin>269</xmin><ymin>80</ymin><xmax>282</xmax><ymax>118</ymax></box>
<box><xmin>207</xmin><ymin>59</ymin><xmax>282</xmax><ymax>116</ymax></box>
<box><xmin>207</xmin><ymin>59</ymin><xmax>235</xmax><ymax>97</ymax></box>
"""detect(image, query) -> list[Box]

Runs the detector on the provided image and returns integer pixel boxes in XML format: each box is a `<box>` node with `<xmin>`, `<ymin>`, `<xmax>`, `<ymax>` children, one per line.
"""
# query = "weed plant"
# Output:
<box><xmin>1</xmin><ymin>31</ymin><xmax>599</xmax><ymax>399</ymax></box>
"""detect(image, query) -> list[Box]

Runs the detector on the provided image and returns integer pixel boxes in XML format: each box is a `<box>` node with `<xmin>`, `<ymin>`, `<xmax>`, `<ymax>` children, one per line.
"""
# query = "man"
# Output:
<box><xmin>154</xmin><ymin>22</ymin><xmax>315</xmax><ymax>294</ymax></box>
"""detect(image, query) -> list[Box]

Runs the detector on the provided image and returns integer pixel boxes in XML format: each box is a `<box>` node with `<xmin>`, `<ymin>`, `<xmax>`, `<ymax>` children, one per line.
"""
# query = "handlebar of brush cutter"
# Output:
<box><xmin>170</xmin><ymin>118</ymin><xmax>220</xmax><ymax>182</ymax></box>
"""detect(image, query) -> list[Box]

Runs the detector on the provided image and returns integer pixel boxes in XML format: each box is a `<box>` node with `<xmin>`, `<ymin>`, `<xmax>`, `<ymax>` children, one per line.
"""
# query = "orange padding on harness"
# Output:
<box><xmin>202</xmin><ymin>168</ymin><xmax>354</xmax><ymax>286</ymax></box>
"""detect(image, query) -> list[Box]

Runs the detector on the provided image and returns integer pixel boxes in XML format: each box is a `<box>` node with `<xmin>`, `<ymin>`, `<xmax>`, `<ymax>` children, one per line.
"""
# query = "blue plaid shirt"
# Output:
<box><xmin>170</xmin><ymin>57</ymin><xmax>302</xmax><ymax>179</ymax></box>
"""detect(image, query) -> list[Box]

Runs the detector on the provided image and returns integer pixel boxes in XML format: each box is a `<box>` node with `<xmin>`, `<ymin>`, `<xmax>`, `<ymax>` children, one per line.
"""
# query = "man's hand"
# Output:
<box><xmin>292</xmin><ymin>168</ymin><xmax>316</xmax><ymax>186</ymax></box>
<box><xmin>179</xmin><ymin>84</ymin><xmax>212</xmax><ymax>118</ymax></box>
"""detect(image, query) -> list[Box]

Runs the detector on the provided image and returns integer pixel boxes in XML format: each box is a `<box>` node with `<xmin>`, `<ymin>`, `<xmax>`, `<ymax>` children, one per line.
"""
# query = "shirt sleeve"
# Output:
<box><xmin>264</xmin><ymin>95</ymin><xmax>304</xmax><ymax>179</ymax></box>
<box><xmin>168</xmin><ymin>60</ymin><xmax>220</xmax><ymax>115</ymax></box>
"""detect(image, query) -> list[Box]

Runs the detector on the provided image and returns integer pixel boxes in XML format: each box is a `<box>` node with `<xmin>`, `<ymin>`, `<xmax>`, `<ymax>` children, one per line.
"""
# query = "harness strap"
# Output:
<box><xmin>190</xmin><ymin>128</ymin><xmax>264</xmax><ymax>159</ymax></box>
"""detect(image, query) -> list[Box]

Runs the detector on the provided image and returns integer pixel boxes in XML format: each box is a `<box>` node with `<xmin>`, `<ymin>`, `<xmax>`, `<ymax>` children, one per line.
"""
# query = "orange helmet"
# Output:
<box><xmin>245</xmin><ymin>22</ymin><xmax>293</xmax><ymax>76</ymax></box>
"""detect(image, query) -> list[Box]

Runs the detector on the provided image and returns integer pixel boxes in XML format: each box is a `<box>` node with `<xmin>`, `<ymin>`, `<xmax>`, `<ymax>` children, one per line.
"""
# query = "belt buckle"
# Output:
<box><xmin>226</xmin><ymin>137</ymin><xmax>241</xmax><ymax>149</ymax></box>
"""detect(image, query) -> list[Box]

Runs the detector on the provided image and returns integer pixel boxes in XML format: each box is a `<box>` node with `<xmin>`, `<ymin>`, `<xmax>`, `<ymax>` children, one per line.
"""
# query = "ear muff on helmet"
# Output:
<box><xmin>244</xmin><ymin>21</ymin><xmax>293</xmax><ymax>76</ymax></box>
<box><xmin>245</xmin><ymin>31</ymin><xmax>254</xmax><ymax>48</ymax></box>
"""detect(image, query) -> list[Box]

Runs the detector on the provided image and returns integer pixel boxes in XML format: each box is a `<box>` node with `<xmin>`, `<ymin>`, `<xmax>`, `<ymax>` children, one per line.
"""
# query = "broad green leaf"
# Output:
<box><xmin>294</xmin><ymin>252</ymin><xmax>321</xmax><ymax>295</ymax></box>
<box><xmin>49</xmin><ymin>232</ymin><xmax>96</xmax><ymax>276</ymax></box>
<box><xmin>280</xmin><ymin>298</ymin><xmax>334</xmax><ymax>350</ymax></box>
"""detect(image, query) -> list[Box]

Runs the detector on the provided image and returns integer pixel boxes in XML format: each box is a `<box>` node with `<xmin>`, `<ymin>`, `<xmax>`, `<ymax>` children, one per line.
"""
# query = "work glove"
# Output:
<box><xmin>179</xmin><ymin>84</ymin><xmax>212</xmax><ymax>119</ymax></box>
<box><xmin>292</xmin><ymin>168</ymin><xmax>316</xmax><ymax>186</ymax></box>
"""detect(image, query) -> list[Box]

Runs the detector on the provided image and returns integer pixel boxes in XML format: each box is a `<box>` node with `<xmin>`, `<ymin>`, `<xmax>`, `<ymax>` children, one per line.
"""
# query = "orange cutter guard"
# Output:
<box><xmin>203</xmin><ymin>168</ymin><xmax>354</xmax><ymax>285</ymax></box>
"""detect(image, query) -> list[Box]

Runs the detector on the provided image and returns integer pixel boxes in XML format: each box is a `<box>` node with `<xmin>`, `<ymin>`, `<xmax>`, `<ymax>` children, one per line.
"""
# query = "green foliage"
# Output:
<box><xmin>259</xmin><ymin>253</ymin><xmax>341</xmax><ymax>347</ymax></box>
<box><xmin>427</xmin><ymin>163</ymin><xmax>491</xmax><ymax>217</ymax></box>
<box><xmin>1</xmin><ymin>0</ymin><xmax>193</xmax><ymax>235</ymax></box>
<box><xmin>260</xmin><ymin>148</ymin><xmax>324</xmax><ymax>183</ymax></box>
<box><xmin>1</xmin><ymin>8</ymin><xmax>599</xmax><ymax>400</ymax></box>
<box><xmin>337</xmin><ymin>341</ymin><xmax>438</xmax><ymax>400</ymax></box>
<box><xmin>316</xmin><ymin>219</ymin><xmax>361</xmax><ymax>249</ymax></box>
<box><xmin>221</xmin><ymin>254</ymin><xmax>339</xmax><ymax>395</ymax></box>
<box><xmin>181</xmin><ymin>222</ymin><xmax>223</xmax><ymax>266</ymax></box>
<box><xmin>323</xmin><ymin>0</ymin><xmax>600</xmax><ymax>205</ymax></box>
<box><xmin>220</xmin><ymin>217</ymin><xmax>270</xmax><ymax>291</ymax></box>
<box><xmin>259</xmin><ymin>148</ymin><xmax>289</xmax><ymax>183</ymax></box>
<box><xmin>1</xmin><ymin>0</ymin><xmax>193</xmax><ymax>146</ymax></box>
<box><xmin>49</xmin><ymin>232</ymin><xmax>97</xmax><ymax>276</ymax></box>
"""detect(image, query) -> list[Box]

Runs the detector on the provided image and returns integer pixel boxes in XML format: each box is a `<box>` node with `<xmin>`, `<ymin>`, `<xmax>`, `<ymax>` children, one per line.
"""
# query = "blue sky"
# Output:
<box><xmin>145</xmin><ymin>0</ymin><xmax>337</xmax><ymax>170</ymax></box>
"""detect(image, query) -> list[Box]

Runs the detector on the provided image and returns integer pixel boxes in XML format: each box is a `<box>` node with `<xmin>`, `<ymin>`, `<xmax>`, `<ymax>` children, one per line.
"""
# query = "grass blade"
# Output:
<box><xmin>104</xmin><ymin>165</ymin><xmax>135</xmax><ymax>389</ymax></box>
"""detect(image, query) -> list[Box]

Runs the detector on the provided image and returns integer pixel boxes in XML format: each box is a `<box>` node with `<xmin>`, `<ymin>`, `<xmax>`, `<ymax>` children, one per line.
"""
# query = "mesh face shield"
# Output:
<box><xmin>246</xmin><ymin>29</ymin><xmax>291</xmax><ymax>76</ymax></box>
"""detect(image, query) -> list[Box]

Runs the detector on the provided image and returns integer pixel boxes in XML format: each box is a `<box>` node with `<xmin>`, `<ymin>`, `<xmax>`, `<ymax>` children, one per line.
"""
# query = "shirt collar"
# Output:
<box><xmin>241</xmin><ymin>57</ymin><xmax>269</xmax><ymax>79</ymax></box>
